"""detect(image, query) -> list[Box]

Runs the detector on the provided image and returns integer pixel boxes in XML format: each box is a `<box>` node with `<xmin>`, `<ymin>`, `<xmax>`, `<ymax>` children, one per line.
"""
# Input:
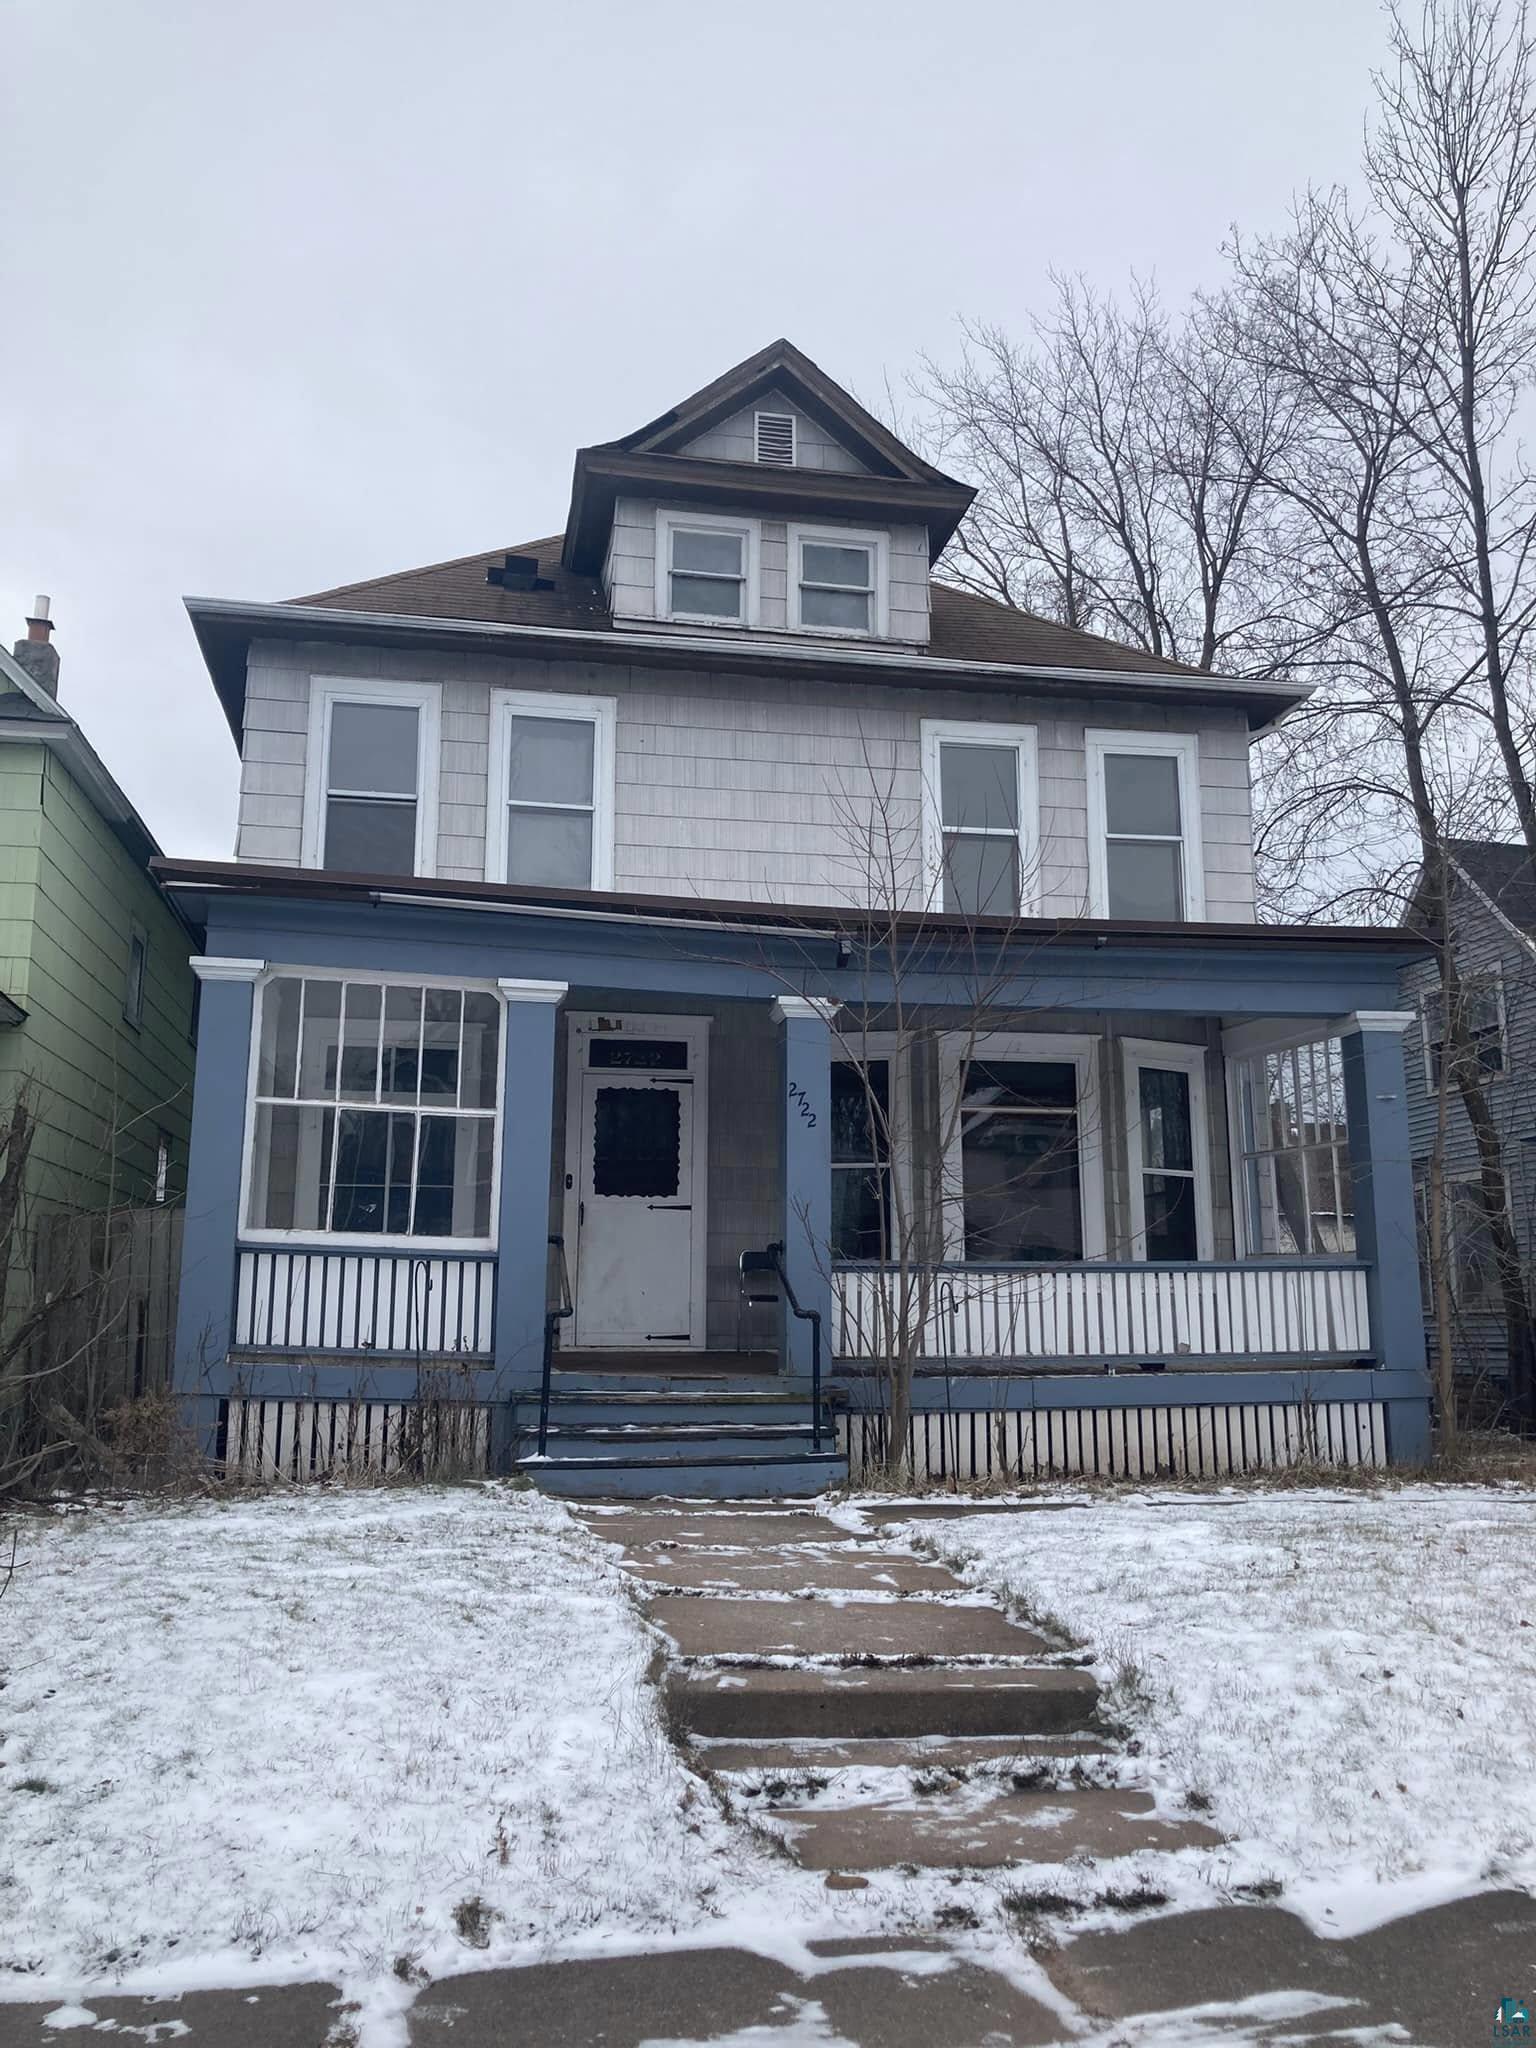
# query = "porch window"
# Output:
<box><xmin>1123</xmin><ymin>1041</ymin><xmax>1212</xmax><ymax>1261</ymax></box>
<box><xmin>245</xmin><ymin>975</ymin><xmax>501</xmax><ymax>1244</ymax></box>
<box><xmin>952</xmin><ymin>1057</ymin><xmax>1086</xmax><ymax>1261</ymax></box>
<box><xmin>305</xmin><ymin>678</ymin><xmax>440</xmax><ymax>878</ymax></box>
<box><xmin>830</xmin><ymin>1058</ymin><xmax>892</xmax><ymax>1259</ymax></box>
<box><xmin>920</xmin><ymin>720</ymin><xmax>1039</xmax><ymax>918</ymax></box>
<box><xmin>486</xmin><ymin>689</ymin><xmax>616</xmax><ymax>891</ymax></box>
<box><xmin>1086</xmin><ymin>730</ymin><xmax>1203</xmax><ymax>921</ymax></box>
<box><xmin>1421</xmin><ymin>974</ymin><xmax>1505</xmax><ymax>1087</ymax></box>
<box><xmin>1232</xmin><ymin>1037</ymin><xmax>1353</xmax><ymax>1255</ymax></box>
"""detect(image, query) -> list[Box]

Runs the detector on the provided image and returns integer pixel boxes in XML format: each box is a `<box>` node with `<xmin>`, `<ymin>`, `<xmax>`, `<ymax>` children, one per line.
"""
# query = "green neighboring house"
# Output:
<box><xmin>0</xmin><ymin>603</ymin><xmax>195</xmax><ymax>1227</ymax></box>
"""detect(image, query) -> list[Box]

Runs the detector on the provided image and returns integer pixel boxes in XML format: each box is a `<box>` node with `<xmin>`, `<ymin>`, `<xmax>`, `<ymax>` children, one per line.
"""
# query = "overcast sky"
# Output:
<box><xmin>2</xmin><ymin>0</ymin><xmax>1392</xmax><ymax>858</ymax></box>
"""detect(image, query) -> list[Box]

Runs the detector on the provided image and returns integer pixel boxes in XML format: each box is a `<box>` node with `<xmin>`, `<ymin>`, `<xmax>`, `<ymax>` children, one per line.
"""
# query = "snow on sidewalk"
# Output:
<box><xmin>0</xmin><ymin>1485</ymin><xmax>803</xmax><ymax>2016</ymax></box>
<box><xmin>900</xmin><ymin>1484</ymin><xmax>1536</xmax><ymax>1934</ymax></box>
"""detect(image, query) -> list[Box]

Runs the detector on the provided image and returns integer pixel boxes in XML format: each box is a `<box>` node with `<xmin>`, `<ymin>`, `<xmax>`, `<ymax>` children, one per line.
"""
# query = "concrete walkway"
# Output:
<box><xmin>576</xmin><ymin>1498</ymin><xmax>1219</xmax><ymax>1874</ymax></box>
<box><xmin>4</xmin><ymin>1896</ymin><xmax>1532</xmax><ymax>2045</ymax></box>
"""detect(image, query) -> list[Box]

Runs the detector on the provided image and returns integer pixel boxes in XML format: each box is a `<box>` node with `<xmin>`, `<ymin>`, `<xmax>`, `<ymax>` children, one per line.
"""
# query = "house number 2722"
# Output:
<box><xmin>787</xmin><ymin>1082</ymin><xmax>818</xmax><ymax>1129</ymax></box>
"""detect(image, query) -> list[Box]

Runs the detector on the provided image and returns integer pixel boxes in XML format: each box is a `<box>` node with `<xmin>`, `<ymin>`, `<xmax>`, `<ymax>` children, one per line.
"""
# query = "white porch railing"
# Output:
<box><xmin>234</xmin><ymin>1248</ymin><xmax>495</xmax><ymax>1355</ymax></box>
<box><xmin>832</xmin><ymin>1260</ymin><xmax>1372</xmax><ymax>1366</ymax></box>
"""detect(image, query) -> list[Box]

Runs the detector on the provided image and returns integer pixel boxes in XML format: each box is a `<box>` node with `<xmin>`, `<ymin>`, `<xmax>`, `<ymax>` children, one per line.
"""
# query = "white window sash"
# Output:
<box><xmin>919</xmin><ymin>719</ymin><xmax>1040</xmax><ymax>916</ymax></box>
<box><xmin>936</xmin><ymin>1030</ymin><xmax>1106</xmax><ymax>1262</ymax></box>
<box><xmin>1084</xmin><ymin>729</ymin><xmax>1204</xmax><ymax>921</ymax></box>
<box><xmin>829</xmin><ymin>1033</ymin><xmax>913</xmax><ymax>1259</ymax></box>
<box><xmin>238</xmin><ymin>967</ymin><xmax>506</xmax><ymax>1251</ymax></box>
<box><xmin>303</xmin><ymin>676</ymin><xmax>441</xmax><ymax>876</ymax></box>
<box><xmin>654</xmin><ymin>510</ymin><xmax>761</xmax><ymax>627</ymax></box>
<box><xmin>786</xmin><ymin>523</ymin><xmax>889</xmax><ymax>637</ymax></box>
<box><xmin>1419</xmin><ymin>971</ymin><xmax>1507</xmax><ymax>1089</ymax></box>
<box><xmin>1120</xmin><ymin>1038</ymin><xmax>1214</xmax><ymax>1262</ymax></box>
<box><xmin>484</xmin><ymin>688</ymin><xmax>617</xmax><ymax>889</ymax></box>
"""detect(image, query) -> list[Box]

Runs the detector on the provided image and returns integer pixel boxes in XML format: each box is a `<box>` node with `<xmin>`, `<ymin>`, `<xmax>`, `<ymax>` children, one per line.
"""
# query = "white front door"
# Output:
<box><xmin>566</xmin><ymin>1017</ymin><xmax>708</xmax><ymax>1349</ymax></box>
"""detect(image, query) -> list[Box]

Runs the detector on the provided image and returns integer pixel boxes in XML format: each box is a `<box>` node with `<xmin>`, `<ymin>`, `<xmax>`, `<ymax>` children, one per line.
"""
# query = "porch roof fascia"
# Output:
<box><xmin>163</xmin><ymin>866</ymin><xmax>1426</xmax><ymax>1023</ymax></box>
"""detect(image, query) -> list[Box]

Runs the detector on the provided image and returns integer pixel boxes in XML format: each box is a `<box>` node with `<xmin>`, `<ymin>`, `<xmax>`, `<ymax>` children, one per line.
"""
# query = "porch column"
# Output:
<box><xmin>773</xmin><ymin>995</ymin><xmax>837</xmax><ymax>1379</ymax></box>
<box><xmin>491</xmin><ymin>980</ymin><xmax>568</xmax><ymax>1455</ymax></box>
<box><xmin>174</xmin><ymin>956</ymin><xmax>264</xmax><ymax>1452</ymax></box>
<box><xmin>1337</xmin><ymin>1009</ymin><xmax>1431</xmax><ymax>1460</ymax></box>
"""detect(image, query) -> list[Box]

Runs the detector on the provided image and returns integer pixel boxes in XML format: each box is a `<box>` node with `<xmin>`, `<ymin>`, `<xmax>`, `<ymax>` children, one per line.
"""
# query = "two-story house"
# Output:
<box><xmin>158</xmin><ymin>340</ymin><xmax>1431</xmax><ymax>1491</ymax></box>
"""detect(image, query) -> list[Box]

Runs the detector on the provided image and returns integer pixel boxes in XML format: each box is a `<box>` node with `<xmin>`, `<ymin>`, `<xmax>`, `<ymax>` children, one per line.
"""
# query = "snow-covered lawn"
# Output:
<box><xmin>0</xmin><ymin>1486</ymin><xmax>816</xmax><ymax>2037</ymax></box>
<box><xmin>897</xmin><ymin>1484</ymin><xmax>1536</xmax><ymax>1934</ymax></box>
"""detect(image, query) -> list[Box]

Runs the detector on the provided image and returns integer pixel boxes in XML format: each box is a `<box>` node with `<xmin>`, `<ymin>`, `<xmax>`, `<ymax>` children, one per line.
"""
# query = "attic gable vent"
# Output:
<box><xmin>754</xmin><ymin>410</ymin><xmax>796</xmax><ymax>467</ymax></box>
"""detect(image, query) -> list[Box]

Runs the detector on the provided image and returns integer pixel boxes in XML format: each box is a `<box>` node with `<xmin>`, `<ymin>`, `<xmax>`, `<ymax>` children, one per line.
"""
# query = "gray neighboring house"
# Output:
<box><xmin>1403</xmin><ymin>839</ymin><xmax>1536</xmax><ymax>1420</ymax></box>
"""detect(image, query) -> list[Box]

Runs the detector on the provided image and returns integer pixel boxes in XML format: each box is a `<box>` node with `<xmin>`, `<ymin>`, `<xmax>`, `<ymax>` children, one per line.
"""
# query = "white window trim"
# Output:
<box><xmin>1085</xmin><ymin>728</ymin><xmax>1204</xmax><ymax>921</ymax></box>
<box><xmin>1418</xmin><ymin>969</ymin><xmax>1507</xmax><ymax>1090</ymax></box>
<box><xmin>829</xmin><ymin>1029</ymin><xmax>914</xmax><ymax>1262</ymax></box>
<box><xmin>123</xmin><ymin>920</ymin><xmax>148</xmax><ymax>1030</ymax></box>
<box><xmin>786</xmin><ymin>522</ymin><xmax>889</xmax><ymax>639</ymax></box>
<box><xmin>302</xmin><ymin>675</ymin><xmax>441</xmax><ymax>877</ymax></box>
<box><xmin>1120</xmin><ymin>1038</ymin><xmax>1215</xmax><ymax>1262</ymax></box>
<box><xmin>1443</xmin><ymin>1167</ymin><xmax>1506</xmax><ymax>1311</ymax></box>
<box><xmin>936</xmin><ymin>1030</ymin><xmax>1106</xmax><ymax>1262</ymax></box>
<box><xmin>238</xmin><ymin>964</ymin><xmax>507</xmax><ymax>1252</ymax></box>
<box><xmin>484</xmin><ymin>687</ymin><xmax>617</xmax><ymax>890</ymax></box>
<box><xmin>919</xmin><ymin>719</ymin><xmax>1041</xmax><ymax>917</ymax></box>
<box><xmin>654</xmin><ymin>508</ymin><xmax>762</xmax><ymax>628</ymax></box>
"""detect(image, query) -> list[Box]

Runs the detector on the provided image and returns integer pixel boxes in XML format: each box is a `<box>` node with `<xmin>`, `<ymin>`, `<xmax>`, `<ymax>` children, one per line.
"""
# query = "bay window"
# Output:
<box><xmin>921</xmin><ymin>720</ymin><xmax>1039</xmax><ymax>917</ymax></box>
<box><xmin>486</xmin><ymin>689</ymin><xmax>616</xmax><ymax>890</ymax></box>
<box><xmin>1086</xmin><ymin>730</ymin><xmax>1203</xmax><ymax>921</ymax></box>
<box><xmin>305</xmin><ymin>678</ymin><xmax>439</xmax><ymax>878</ymax></box>
<box><xmin>245</xmin><ymin>975</ymin><xmax>501</xmax><ymax>1244</ymax></box>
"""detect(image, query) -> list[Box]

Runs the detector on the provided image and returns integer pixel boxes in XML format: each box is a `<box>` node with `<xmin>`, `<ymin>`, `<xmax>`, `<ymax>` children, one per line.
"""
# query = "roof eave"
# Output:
<box><xmin>184</xmin><ymin>595</ymin><xmax>1311</xmax><ymax>741</ymax></box>
<box><xmin>560</xmin><ymin>449</ymin><xmax>976</xmax><ymax>573</ymax></box>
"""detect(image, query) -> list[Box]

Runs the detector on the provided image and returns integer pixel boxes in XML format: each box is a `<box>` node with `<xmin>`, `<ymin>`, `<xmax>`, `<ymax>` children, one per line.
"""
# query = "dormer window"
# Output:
<box><xmin>788</xmin><ymin>524</ymin><xmax>888</xmax><ymax>637</ymax></box>
<box><xmin>656</xmin><ymin>511</ymin><xmax>760</xmax><ymax>627</ymax></box>
<box><xmin>754</xmin><ymin>411</ymin><xmax>796</xmax><ymax>466</ymax></box>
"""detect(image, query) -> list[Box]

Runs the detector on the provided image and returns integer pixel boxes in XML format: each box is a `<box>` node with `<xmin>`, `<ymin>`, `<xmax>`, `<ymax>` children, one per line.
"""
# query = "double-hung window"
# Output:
<box><xmin>1121</xmin><ymin>1041</ymin><xmax>1212</xmax><ymax>1261</ymax></box>
<box><xmin>789</xmin><ymin>526</ymin><xmax>885</xmax><ymax>636</ymax></box>
<box><xmin>940</xmin><ymin>1034</ymin><xmax>1104</xmax><ymax>1261</ymax></box>
<box><xmin>486</xmin><ymin>689</ymin><xmax>616</xmax><ymax>890</ymax></box>
<box><xmin>1085</xmin><ymin>730</ymin><xmax>1203</xmax><ymax>921</ymax></box>
<box><xmin>306</xmin><ymin>679</ymin><xmax>439</xmax><ymax>877</ymax></box>
<box><xmin>921</xmin><ymin>720</ymin><xmax>1038</xmax><ymax>917</ymax></box>
<box><xmin>1421</xmin><ymin>973</ymin><xmax>1505</xmax><ymax>1087</ymax></box>
<box><xmin>246</xmin><ymin>974</ymin><xmax>501</xmax><ymax>1244</ymax></box>
<box><xmin>657</xmin><ymin>512</ymin><xmax>758</xmax><ymax>625</ymax></box>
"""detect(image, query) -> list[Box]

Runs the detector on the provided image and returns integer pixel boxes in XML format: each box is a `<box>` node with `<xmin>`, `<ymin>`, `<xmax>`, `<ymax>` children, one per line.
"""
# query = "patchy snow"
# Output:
<box><xmin>896</xmin><ymin>1485</ymin><xmax>1536</xmax><ymax>1935</ymax></box>
<box><xmin>0</xmin><ymin>1486</ymin><xmax>839</xmax><ymax>2035</ymax></box>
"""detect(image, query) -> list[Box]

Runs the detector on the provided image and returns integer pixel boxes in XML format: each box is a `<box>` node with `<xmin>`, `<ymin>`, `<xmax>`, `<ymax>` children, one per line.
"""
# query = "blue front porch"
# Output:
<box><xmin>169</xmin><ymin>882</ymin><xmax>1432</xmax><ymax>1491</ymax></box>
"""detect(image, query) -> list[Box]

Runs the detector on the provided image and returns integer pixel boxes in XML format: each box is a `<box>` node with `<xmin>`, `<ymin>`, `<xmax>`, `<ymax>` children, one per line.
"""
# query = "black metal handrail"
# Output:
<box><xmin>756</xmin><ymin>1241</ymin><xmax>823</xmax><ymax>1452</ymax></box>
<box><xmin>537</xmin><ymin>1235</ymin><xmax>574</xmax><ymax>1457</ymax></box>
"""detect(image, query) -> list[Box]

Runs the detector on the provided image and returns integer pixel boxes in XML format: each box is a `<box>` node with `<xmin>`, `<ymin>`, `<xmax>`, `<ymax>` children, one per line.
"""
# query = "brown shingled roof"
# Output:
<box><xmin>293</xmin><ymin>534</ymin><xmax>1210</xmax><ymax>681</ymax></box>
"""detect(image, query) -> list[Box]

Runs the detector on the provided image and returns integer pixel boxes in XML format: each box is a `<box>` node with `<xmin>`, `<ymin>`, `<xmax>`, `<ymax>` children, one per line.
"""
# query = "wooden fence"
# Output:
<box><xmin>31</xmin><ymin>1205</ymin><xmax>183</xmax><ymax>1409</ymax></box>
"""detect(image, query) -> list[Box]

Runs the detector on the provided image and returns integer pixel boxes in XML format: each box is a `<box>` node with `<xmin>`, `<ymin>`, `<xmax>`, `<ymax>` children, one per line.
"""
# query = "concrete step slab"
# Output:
<box><xmin>652</xmin><ymin>1594</ymin><xmax>1053</xmax><ymax>1660</ymax></box>
<box><xmin>669</xmin><ymin>1663</ymin><xmax>1099</xmax><ymax>1739</ymax></box>
<box><xmin>623</xmin><ymin>1547</ymin><xmax>961</xmax><ymax>1594</ymax></box>
<box><xmin>690</xmin><ymin>1732</ymin><xmax>1110</xmax><ymax>1771</ymax></box>
<box><xmin>523</xmin><ymin>1454</ymin><xmax>846</xmax><ymax>1500</ymax></box>
<box><xmin>576</xmin><ymin>1508</ymin><xmax>862</xmax><ymax>1547</ymax></box>
<box><xmin>763</xmin><ymin>1786</ymin><xmax>1222</xmax><ymax>1870</ymax></box>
